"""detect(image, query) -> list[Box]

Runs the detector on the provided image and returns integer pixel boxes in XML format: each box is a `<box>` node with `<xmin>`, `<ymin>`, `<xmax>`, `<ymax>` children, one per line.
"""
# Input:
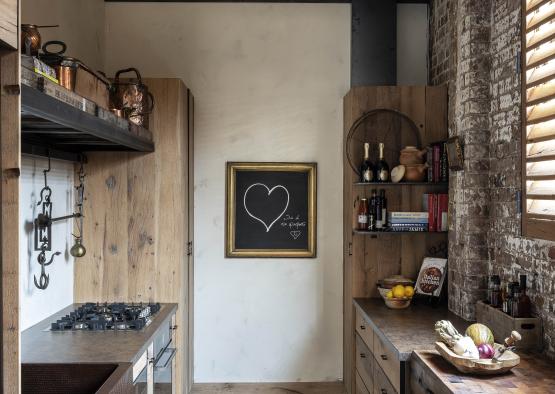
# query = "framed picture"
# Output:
<box><xmin>226</xmin><ymin>162</ymin><xmax>317</xmax><ymax>258</ymax></box>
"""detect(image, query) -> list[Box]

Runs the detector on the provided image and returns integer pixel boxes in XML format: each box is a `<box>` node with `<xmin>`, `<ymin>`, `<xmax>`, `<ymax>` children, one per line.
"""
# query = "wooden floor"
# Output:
<box><xmin>191</xmin><ymin>382</ymin><xmax>346</xmax><ymax>394</ymax></box>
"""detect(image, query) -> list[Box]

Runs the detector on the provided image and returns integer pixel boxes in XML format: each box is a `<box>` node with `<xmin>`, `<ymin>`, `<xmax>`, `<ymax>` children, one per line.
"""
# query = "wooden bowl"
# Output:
<box><xmin>378</xmin><ymin>287</ymin><xmax>412</xmax><ymax>309</ymax></box>
<box><xmin>435</xmin><ymin>342</ymin><xmax>520</xmax><ymax>375</ymax></box>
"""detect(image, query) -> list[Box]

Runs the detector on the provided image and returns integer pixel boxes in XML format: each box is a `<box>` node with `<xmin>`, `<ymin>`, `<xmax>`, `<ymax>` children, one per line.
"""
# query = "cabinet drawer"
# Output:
<box><xmin>356</xmin><ymin>370</ymin><xmax>371</xmax><ymax>394</ymax></box>
<box><xmin>355</xmin><ymin>333</ymin><xmax>374</xmax><ymax>391</ymax></box>
<box><xmin>355</xmin><ymin>309</ymin><xmax>373</xmax><ymax>350</ymax></box>
<box><xmin>374</xmin><ymin>363</ymin><xmax>397</xmax><ymax>394</ymax></box>
<box><xmin>373</xmin><ymin>331</ymin><xmax>400</xmax><ymax>393</ymax></box>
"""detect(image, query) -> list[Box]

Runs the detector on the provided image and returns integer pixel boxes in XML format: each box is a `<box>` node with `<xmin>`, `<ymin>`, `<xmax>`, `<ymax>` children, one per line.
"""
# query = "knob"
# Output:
<box><xmin>359</xmin><ymin>353</ymin><xmax>366</xmax><ymax>359</ymax></box>
<box><xmin>360</xmin><ymin>325</ymin><xmax>366</xmax><ymax>330</ymax></box>
<box><xmin>381</xmin><ymin>389</ymin><xmax>387</xmax><ymax>394</ymax></box>
<box><xmin>171</xmin><ymin>325</ymin><xmax>178</xmax><ymax>330</ymax></box>
<box><xmin>380</xmin><ymin>354</ymin><xmax>388</xmax><ymax>360</ymax></box>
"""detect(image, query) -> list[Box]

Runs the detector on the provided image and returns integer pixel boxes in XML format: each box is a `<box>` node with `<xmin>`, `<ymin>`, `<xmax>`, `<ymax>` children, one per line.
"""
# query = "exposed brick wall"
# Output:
<box><xmin>430</xmin><ymin>0</ymin><xmax>555</xmax><ymax>358</ymax></box>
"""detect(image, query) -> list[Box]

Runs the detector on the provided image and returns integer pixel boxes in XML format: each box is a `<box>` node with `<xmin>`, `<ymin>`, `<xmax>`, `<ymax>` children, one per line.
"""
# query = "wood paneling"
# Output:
<box><xmin>75</xmin><ymin>79</ymin><xmax>193</xmax><ymax>394</ymax></box>
<box><xmin>343</xmin><ymin>86</ymin><xmax>448</xmax><ymax>394</ymax></box>
<box><xmin>0</xmin><ymin>49</ymin><xmax>20</xmax><ymax>394</ymax></box>
<box><xmin>0</xmin><ymin>0</ymin><xmax>17</xmax><ymax>49</ymax></box>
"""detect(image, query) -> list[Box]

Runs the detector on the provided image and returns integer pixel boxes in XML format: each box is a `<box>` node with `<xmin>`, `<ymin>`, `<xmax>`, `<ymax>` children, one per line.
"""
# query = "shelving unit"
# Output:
<box><xmin>343</xmin><ymin>86</ymin><xmax>448</xmax><ymax>394</ymax></box>
<box><xmin>21</xmin><ymin>84</ymin><xmax>154</xmax><ymax>161</ymax></box>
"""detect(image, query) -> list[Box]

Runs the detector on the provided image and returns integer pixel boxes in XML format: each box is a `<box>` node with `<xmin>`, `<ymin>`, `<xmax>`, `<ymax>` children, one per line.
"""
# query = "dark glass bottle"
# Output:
<box><xmin>511</xmin><ymin>285</ymin><xmax>521</xmax><ymax>318</ymax></box>
<box><xmin>380</xmin><ymin>189</ymin><xmax>387</xmax><ymax>228</ymax></box>
<box><xmin>360</xmin><ymin>142</ymin><xmax>374</xmax><ymax>182</ymax></box>
<box><xmin>369</xmin><ymin>190</ymin><xmax>377</xmax><ymax>231</ymax></box>
<box><xmin>375</xmin><ymin>191</ymin><xmax>383</xmax><ymax>230</ymax></box>
<box><xmin>490</xmin><ymin>275</ymin><xmax>501</xmax><ymax>308</ymax></box>
<box><xmin>375</xmin><ymin>142</ymin><xmax>390</xmax><ymax>182</ymax></box>
<box><xmin>518</xmin><ymin>275</ymin><xmax>532</xmax><ymax>318</ymax></box>
<box><xmin>357</xmin><ymin>198</ymin><xmax>369</xmax><ymax>231</ymax></box>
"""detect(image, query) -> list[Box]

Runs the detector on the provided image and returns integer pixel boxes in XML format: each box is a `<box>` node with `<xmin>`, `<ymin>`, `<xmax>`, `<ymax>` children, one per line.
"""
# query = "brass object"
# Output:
<box><xmin>70</xmin><ymin>238</ymin><xmax>86</xmax><ymax>258</ymax></box>
<box><xmin>399</xmin><ymin>146</ymin><xmax>427</xmax><ymax>165</ymax></box>
<box><xmin>57</xmin><ymin>58</ymin><xmax>79</xmax><ymax>91</ymax></box>
<box><xmin>225</xmin><ymin>162</ymin><xmax>317</xmax><ymax>258</ymax></box>
<box><xmin>403</xmin><ymin>164</ymin><xmax>428</xmax><ymax>182</ymax></box>
<box><xmin>21</xmin><ymin>24</ymin><xmax>58</xmax><ymax>56</ymax></box>
<box><xmin>110</xmin><ymin>68</ymin><xmax>155</xmax><ymax>127</ymax></box>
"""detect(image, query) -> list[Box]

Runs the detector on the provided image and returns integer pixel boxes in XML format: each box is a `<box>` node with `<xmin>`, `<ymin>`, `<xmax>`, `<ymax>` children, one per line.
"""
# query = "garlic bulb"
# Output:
<box><xmin>453</xmin><ymin>336</ymin><xmax>479</xmax><ymax>359</ymax></box>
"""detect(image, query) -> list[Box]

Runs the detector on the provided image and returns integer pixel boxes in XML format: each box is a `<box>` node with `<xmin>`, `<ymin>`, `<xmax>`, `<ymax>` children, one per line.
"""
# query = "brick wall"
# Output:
<box><xmin>430</xmin><ymin>0</ymin><xmax>555</xmax><ymax>358</ymax></box>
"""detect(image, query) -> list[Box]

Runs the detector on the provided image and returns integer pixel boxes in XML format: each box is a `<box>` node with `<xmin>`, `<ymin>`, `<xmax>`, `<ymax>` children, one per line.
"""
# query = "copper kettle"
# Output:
<box><xmin>110</xmin><ymin>68</ymin><xmax>155</xmax><ymax>127</ymax></box>
<box><xmin>21</xmin><ymin>24</ymin><xmax>58</xmax><ymax>56</ymax></box>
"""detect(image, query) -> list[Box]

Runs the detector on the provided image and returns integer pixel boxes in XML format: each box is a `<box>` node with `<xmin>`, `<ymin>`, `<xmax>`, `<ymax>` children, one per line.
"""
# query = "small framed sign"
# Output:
<box><xmin>225</xmin><ymin>162</ymin><xmax>317</xmax><ymax>258</ymax></box>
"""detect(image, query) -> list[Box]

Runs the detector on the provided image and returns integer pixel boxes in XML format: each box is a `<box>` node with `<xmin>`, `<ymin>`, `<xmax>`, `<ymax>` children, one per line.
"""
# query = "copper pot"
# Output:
<box><xmin>21</xmin><ymin>24</ymin><xmax>58</xmax><ymax>56</ymax></box>
<box><xmin>403</xmin><ymin>164</ymin><xmax>429</xmax><ymax>182</ymax></box>
<box><xmin>110</xmin><ymin>68</ymin><xmax>155</xmax><ymax>127</ymax></box>
<box><xmin>399</xmin><ymin>146</ymin><xmax>427</xmax><ymax>165</ymax></box>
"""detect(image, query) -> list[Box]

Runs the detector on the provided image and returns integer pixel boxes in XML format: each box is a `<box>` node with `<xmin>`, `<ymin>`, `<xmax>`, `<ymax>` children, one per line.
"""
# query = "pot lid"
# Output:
<box><xmin>382</xmin><ymin>275</ymin><xmax>414</xmax><ymax>285</ymax></box>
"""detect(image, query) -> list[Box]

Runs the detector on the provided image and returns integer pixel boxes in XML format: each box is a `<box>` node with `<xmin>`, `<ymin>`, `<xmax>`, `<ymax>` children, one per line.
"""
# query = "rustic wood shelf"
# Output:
<box><xmin>21</xmin><ymin>84</ymin><xmax>154</xmax><ymax>157</ymax></box>
<box><xmin>353</xmin><ymin>230</ymin><xmax>448</xmax><ymax>235</ymax></box>
<box><xmin>354</xmin><ymin>182</ymin><xmax>448</xmax><ymax>187</ymax></box>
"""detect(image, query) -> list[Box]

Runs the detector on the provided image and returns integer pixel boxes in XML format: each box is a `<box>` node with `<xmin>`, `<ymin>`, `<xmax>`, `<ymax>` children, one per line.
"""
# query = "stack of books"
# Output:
<box><xmin>387</xmin><ymin>212</ymin><xmax>429</xmax><ymax>232</ymax></box>
<box><xmin>426</xmin><ymin>141</ymin><xmax>448</xmax><ymax>183</ymax></box>
<box><xmin>425</xmin><ymin>193</ymin><xmax>448</xmax><ymax>232</ymax></box>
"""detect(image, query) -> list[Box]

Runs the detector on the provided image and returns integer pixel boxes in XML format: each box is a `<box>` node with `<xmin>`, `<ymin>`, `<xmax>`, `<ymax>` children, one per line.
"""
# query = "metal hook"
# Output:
<box><xmin>37</xmin><ymin>186</ymin><xmax>52</xmax><ymax>206</ymax></box>
<box><xmin>43</xmin><ymin>154</ymin><xmax>51</xmax><ymax>188</ymax></box>
<box><xmin>43</xmin><ymin>251</ymin><xmax>61</xmax><ymax>267</ymax></box>
<box><xmin>34</xmin><ymin>265</ymin><xmax>50</xmax><ymax>290</ymax></box>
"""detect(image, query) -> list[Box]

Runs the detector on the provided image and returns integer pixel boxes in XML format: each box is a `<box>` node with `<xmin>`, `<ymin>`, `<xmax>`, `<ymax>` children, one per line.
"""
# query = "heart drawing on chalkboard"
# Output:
<box><xmin>290</xmin><ymin>231</ymin><xmax>301</xmax><ymax>240</ymax></box>
<box><xmin>243</xmin><ymin>183</ymin><xmax>290</xmax><ymax>233</ymax></box>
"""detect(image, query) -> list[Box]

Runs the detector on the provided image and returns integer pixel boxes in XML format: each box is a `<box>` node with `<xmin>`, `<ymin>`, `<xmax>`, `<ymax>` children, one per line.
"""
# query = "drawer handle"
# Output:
<box><xmin>380</xmin><ymin>354</ymin><xmax>388</xmax><ymax>360</ymax></box>
<box><xmin>359</xmin><ymin>353</ymin><xmax>366</xmax><ymax>359</ymax></box>
<box><xmin>380</xmin><ymin>389</ymin><xmax>387</xmax><ymax>394</ymax></box>
<box><xmin>359</xmin><ymin>325</ymin><xmax>366</xmax><ymax>330</ymax></box>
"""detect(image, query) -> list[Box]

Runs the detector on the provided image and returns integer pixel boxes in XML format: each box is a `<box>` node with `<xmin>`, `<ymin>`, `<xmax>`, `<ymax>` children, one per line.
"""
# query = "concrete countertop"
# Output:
<box><xmin>21</xmin><ymin>303</ymin><xmax>177</xmax><ymax>364</ymax></box>
<box><xmin>353</xmin><ymin>298</ymin><xmax>469</xmax><ymax>361</ymax></box>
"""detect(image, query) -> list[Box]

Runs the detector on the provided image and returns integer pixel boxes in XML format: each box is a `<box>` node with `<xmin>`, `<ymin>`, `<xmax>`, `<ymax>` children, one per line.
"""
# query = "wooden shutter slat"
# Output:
<box><xmin>527</xmin><ymin>193</ymin><xmax>555</xmax><ymax>199</ymax></box>
<box><xmin>527</xmin><ymin>0</ymin><xmax>550</xmax><ymax>14</ymax></box>
<box><xmin>525</xmin><ymin>217</ymin><xmax>555</xmax><ymax>241</ymax></box>
<box><xmin>527</xmin><ymin>100</ymin><xmax>555</xmax><ymax>123</ymax></box>
<box><xmin>527</xmin><ymin>174</ymin><xmax>555</xmax><ymax>180</ymax></box>
<box><xmin>526</xmin><ymin>81</ymin><xmax>555</xmax><ymax>105</ymax></box>
<box><xmin>527</xmin><ymin>47</ymin><xmax>555</xmax><ymax>71</ymax></box>
<box><xmin>526</xmin><ymin>28</ymin><xmax>555</xmax><ymax>51</ymax></box>
<box><xmin>526</xmin><ymin>65</ymin><xmax>555</xmax><ymax>88</ymax></box>
<box><xmin>527</xmin><ymin>3</ymin><xmax>555</xmax><ymax>32</ymax></box>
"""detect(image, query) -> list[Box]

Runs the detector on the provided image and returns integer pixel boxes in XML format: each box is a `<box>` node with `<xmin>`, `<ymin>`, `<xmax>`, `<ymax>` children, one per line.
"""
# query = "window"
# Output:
<box><xmin>523</xmin><ymin>0</ymin><xmax>555</xmax><ymax>241</ymax></box>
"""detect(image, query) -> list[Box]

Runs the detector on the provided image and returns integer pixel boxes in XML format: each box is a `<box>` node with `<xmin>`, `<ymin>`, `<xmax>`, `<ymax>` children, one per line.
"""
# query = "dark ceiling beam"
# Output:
<box><xmin>105</xmin><ymin>1</ymin><xmax>429</xmax><ymax>3</ymax></box>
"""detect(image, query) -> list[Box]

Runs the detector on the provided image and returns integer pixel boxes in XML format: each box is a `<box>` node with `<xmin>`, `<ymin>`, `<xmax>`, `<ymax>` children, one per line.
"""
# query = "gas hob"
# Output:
<box><xmin>50</xmin><ymin>302</ymin><xmax>161</xmax><ymax>331</ymax></box>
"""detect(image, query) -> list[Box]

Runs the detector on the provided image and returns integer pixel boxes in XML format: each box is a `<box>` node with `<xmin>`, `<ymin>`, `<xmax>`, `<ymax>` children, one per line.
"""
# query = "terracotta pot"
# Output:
<box><xmin>403</xmin><ymin>164</ymin><xmax>428</xmax><ymax>182</ymax></box>
<box><xmin>399</xmin><ymin>146</ymin><xmax>427</xmax><ymax>165</ymax></box>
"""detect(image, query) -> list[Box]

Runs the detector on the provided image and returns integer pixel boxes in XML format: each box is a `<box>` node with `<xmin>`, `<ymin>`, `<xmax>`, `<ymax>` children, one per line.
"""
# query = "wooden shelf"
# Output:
<box><xmin>353</xmin><ymin>230</ymin><xmax>448</xmax><ymax>235</ymax></box>
<box><xmin>21</xmin><ymin>84</ymin><xmax>154</xmax><ymax>159</ymax></box>
<box><xmin>354</xmin><ymin>182</ymin><xmax>448</xmax><ymax>187</ymax></box>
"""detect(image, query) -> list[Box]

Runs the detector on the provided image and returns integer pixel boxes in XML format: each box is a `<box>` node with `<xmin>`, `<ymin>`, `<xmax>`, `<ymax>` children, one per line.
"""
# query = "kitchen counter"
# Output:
<box><xmin>412</xmin><ymin>350</ymin><xmax>555</xmax><ymax>393</ymax></box>
<box><xmin>21</xmin><ymin>303</ymin><xmax>177</xmax><ymax>364</ymax></box>
<box><xmin>354</xmin><ymin>298</ymin><xmax>468</xmax><ymax>361</ymax></box>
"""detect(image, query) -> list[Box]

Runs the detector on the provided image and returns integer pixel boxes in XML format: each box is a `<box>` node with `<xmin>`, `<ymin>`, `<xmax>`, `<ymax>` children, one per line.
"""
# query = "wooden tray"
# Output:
<box><xmin>435</xmin><ymin>342</ymin><xmax>520</xmax><ymax>375</ymax></box>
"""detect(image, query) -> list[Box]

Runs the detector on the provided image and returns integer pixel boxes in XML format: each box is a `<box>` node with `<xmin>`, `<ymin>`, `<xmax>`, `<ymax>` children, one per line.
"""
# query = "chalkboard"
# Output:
<box><xmin>226</xmin><ymin>162</ymin><xmax>316</xmax><ymax>257</ymax></box>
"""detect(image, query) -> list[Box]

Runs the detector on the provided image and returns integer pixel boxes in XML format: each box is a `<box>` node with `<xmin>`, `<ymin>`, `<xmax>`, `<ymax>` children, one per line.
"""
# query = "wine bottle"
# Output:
<box><xmin>380</xmin><ymin>189</ymin><xmax>387</xmax><ymax>228</ymax></box>
<box><xmin>369</xmin><ymin>189</ymin><xmax>377</xmax><ymax>231</ymax></box>
<box><xmin>360</xmin><ymin>142</ymin><xmax>374</xmax><ymax>182</ymax></box>
<box><xmin>376</xmin><ymin>142</ymin><xmax>390</xmax><ymax>182</ymax></box>
<box><xmin>375</xmin><ymin>191</ymin><xmax>383</xmax><ymax>230</ymax></box>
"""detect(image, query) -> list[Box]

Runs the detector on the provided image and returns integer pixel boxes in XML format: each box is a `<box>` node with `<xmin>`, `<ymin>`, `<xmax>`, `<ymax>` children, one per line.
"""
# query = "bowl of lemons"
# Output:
<box><xmin>378</xmin><ymin>283</ymin><xmax>415</xmax><ymax>309</ymax></box>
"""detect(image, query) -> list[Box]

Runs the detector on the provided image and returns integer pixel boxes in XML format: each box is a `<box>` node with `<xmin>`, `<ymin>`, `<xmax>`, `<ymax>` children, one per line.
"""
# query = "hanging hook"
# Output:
<box><xmin>43</xmin><ymin>154</ymin><xmax>51</xmax><ymax>188</ymax></box>
<box><xmin>34</xmin><ymin>265</ymin><xmax>49</xmax><ymax>290</ymax></box>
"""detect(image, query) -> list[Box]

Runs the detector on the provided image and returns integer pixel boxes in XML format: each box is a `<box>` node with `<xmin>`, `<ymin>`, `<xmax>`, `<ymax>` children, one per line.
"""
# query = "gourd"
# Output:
<box><xmin>435</xmin><ymin>320</ymin><xmax>479</xmax><ymax>359</ymax></box>
<box><xmin>465</xmin><ymin>323</ymin><xmax>494</xmax><ymax>346</ymax></box>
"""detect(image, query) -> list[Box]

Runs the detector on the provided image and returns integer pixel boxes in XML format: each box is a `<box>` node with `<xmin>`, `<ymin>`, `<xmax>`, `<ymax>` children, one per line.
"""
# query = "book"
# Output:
<box><xmin>437</xmin><ymin>194</ymin><xmax>448</xmax><ymax>231</ymax></box>
<box><xmin>441</xmin><ymin>142</ymin><xmax>448</xmax><ymax>182</ymax></box>
<box><xmin>388</xmin><ymin>227</ymin><xmax>427</xmax><ymax>232</ymax></box>
<box><xmin>388</xmin><ymin>212</ymin><xmax>428</xmax><ymax>219</ymax></box>
<box><xmin>428</xmin><ymin>194</ymin><xmax>437</xmax><ymax>232</ymax></box>
<box><xmin>433</xmin><ymin>144</ymin><xmax>441</xmax><ymax>182</ymax></box>
<box><xmin>389</xmin><ymin>223</ymin><xmax>428</xmax><ymax>228</ymax></box>
<box><xmin>426</xmin><ymin>146</ymin><xmax>433</xmax><ymax>182</ymax></box>
<box><xmin>415</xmin><ymin>257</ymin><xmax>448</xmax><ymax>297</ymax></box>
<box><xmin>389</xmin><ymin>218</ymin><xmax>429</xmax><ymax>224</ymax></box>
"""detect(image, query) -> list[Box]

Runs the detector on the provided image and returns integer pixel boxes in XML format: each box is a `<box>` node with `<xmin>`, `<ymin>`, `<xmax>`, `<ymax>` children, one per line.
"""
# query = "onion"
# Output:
<box><xmin>477</xmin><ymin>343</ymin><xmax>495</xmax><ymax>359</ymax></box>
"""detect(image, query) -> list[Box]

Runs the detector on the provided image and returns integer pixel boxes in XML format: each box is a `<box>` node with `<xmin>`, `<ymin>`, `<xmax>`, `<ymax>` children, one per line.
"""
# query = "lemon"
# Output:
<box><xmin>392</xmin><ymin>285</ymin><xmax>405</xmax><ymax>298</ymax></box>
<box><xmin>386</xmin><ymin>290</ymin><xmax>393</xmax><ymax>299</ymax></box>
<box><xmin>404</xmin><ymin>285</ymin><xmax>415</xmax><ymax>297</ymax></box>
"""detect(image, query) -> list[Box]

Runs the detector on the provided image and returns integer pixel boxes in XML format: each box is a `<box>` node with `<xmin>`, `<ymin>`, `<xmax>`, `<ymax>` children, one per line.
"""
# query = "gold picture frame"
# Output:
<box><xmin>226</xmin><ymin>162</ymin><xmax>317</xmax><ymax>258</ymax></box>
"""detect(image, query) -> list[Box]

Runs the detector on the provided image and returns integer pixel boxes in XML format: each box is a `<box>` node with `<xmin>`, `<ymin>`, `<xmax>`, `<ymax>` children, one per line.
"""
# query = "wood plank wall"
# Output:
<box><xmin>0</xmin><ymin>49</ymin><xmax>20</xmax><ymax>394</ymax></box>
<box><xmin>74</xmin><ymin>78</ymin><xmax>193</xmax><ymax>393</ymax></box>
<box><xmin>343</xmin><ymin>86</ymin><xmax>448</xmax><ymax>394</ymax></box>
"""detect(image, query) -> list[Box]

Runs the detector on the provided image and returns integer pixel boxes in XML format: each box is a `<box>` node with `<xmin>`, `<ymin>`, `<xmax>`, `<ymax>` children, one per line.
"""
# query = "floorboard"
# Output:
<box><xmin>191</xmin><ymin>382</ymin><xmax>346</xmax><ymax>394</ymax></box>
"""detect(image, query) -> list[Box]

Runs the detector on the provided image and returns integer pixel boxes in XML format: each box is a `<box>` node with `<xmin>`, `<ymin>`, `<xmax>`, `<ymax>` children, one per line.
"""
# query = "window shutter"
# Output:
<box><xmin>523</xmin><ymin>0</ymin><xmax>555</xmax><ymax>240</ymax></box>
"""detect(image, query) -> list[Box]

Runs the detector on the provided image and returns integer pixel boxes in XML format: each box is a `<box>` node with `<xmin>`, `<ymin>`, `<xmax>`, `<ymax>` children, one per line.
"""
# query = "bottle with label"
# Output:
<box><xmin>357</xmin><ymin>198</ymin><xmax>369</xmax><ymax>231</ymax></box>
<box><xmin>501</xmin><ymin>282</ymin><xmax>511</xmax><ymax>314</ymax></box>
<box><xmin>380</xmin><ymin>189</ymin><xmax>387</xmax><ymax>228</ymax></box>
<box><xmin>518</xmin><ymin>274</ymin><xmax>531</xmax><ymax>318</ymax></box>
<box><xmin>490</xmin><ymin>275</ymin><xmax>500</xmax><ymax>308</ymax></box>
<box><xmin>369</xmin><ymin>190</ymin><xmax>377</xmax><ymax>231</ymax></box>
<box><xmin>511</xmin><ymin>285</ymin><xmax>521</xmax><ymax>318</ymax></box>
<box><xmin>375</xmin><ymin>142</ymin><xmax>390</xmax><ymax>182</ymax></box>
<box><xmin>360</xmin><ymin>142</ymin><xmax>374</xmax><ymax>182</ymax></box>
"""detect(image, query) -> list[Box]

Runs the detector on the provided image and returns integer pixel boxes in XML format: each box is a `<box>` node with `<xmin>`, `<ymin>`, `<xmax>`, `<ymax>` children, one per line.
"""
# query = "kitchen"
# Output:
<box><xmin>0</xmin><ymin>0</ymin><xmax>555</xmax><ymax>393</ymax></box>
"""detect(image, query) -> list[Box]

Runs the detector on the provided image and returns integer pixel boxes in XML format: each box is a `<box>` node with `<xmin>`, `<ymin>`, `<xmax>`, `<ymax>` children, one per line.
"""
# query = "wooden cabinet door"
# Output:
<box><xmin>0</xmin><ymin>0</ymin><xmax>17</xmax><ymax>49</ymax></box>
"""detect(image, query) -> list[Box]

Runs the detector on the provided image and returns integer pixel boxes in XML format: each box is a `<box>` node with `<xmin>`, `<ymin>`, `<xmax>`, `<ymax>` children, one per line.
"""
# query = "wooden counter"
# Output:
<box><xmin>412</xmin><ymin>350</ymin><xmax>555</xmax><ymax>394</ymax></box>
<box><xmin>21</xmin><ymin>303</ymin><xmax>177</xmax><ymax>364</ymax></box>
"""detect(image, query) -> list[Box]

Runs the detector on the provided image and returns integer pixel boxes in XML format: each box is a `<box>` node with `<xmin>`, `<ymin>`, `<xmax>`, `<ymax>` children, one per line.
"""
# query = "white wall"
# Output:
<box><xmin>397</xmin><ymin>4</ymin><xmax>429</xmax><ymax>85</ymax></box>
<box><xmin>19</xmin><ymin>157</ymin><xmax>75</xmax><ymax>331</ymax></box>
<box><xmin>104</xmin><ymin>3</ymin><xmax>350</xmax><ymax>382</ymax></box>
<box><xmin>22</xmin><ymin>0</ymin><xmax>105</xmax><ymax>71</ymax></box>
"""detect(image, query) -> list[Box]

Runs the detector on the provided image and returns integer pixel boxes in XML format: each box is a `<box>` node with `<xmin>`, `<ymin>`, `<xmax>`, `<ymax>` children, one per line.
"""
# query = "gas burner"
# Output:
<box><xmin>50</xmin><ymin>302</ymin><xmax>161</xmax><ymax>331</ymax></box>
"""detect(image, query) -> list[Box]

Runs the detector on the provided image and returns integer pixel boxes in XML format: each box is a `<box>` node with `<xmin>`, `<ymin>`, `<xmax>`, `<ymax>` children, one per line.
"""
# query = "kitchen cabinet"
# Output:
<box><xmin>0</xmin><ymin>0</ymin><xmax>17</xmax><ymax>49</ymax></box>
<box><xmin>74</xmin><ymin>79</ymin><xmax>194</xmax><ymax>394</ymax></box>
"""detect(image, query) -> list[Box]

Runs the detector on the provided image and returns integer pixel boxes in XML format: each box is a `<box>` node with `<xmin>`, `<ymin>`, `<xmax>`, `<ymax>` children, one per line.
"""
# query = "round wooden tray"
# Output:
<box><xmin>435</xmin><ymin>342</ymin><xmax>520</xmax><ymax>375</ymax></box>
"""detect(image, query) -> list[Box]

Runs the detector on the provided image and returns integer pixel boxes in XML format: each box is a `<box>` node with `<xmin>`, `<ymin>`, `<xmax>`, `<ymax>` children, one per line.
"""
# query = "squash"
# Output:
<box><xmin>465</xmin><ymin>323</ymin><xmax>494</xmax><ymax>346</ymax></box>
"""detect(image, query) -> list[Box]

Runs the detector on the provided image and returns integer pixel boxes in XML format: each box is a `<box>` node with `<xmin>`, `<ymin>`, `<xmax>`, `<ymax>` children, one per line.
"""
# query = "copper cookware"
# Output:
<box><xmin>21</xmin><ymin>24</ymin><xmax>58</xmax><ymax>56</ymax></box>
<box><xmin>399</xmin><ymin>146</ymin><xmax>427</xmax><ymax>165</ymax></box>
<box><xmin>403</xmin><ymin>164</ymin><xmax>429</xmax><ymax>182</ymax></box>
<box><xmin>110</xmin><ymin>68</ymin><xmax>155</xmax><ymax>127</ymax></box>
